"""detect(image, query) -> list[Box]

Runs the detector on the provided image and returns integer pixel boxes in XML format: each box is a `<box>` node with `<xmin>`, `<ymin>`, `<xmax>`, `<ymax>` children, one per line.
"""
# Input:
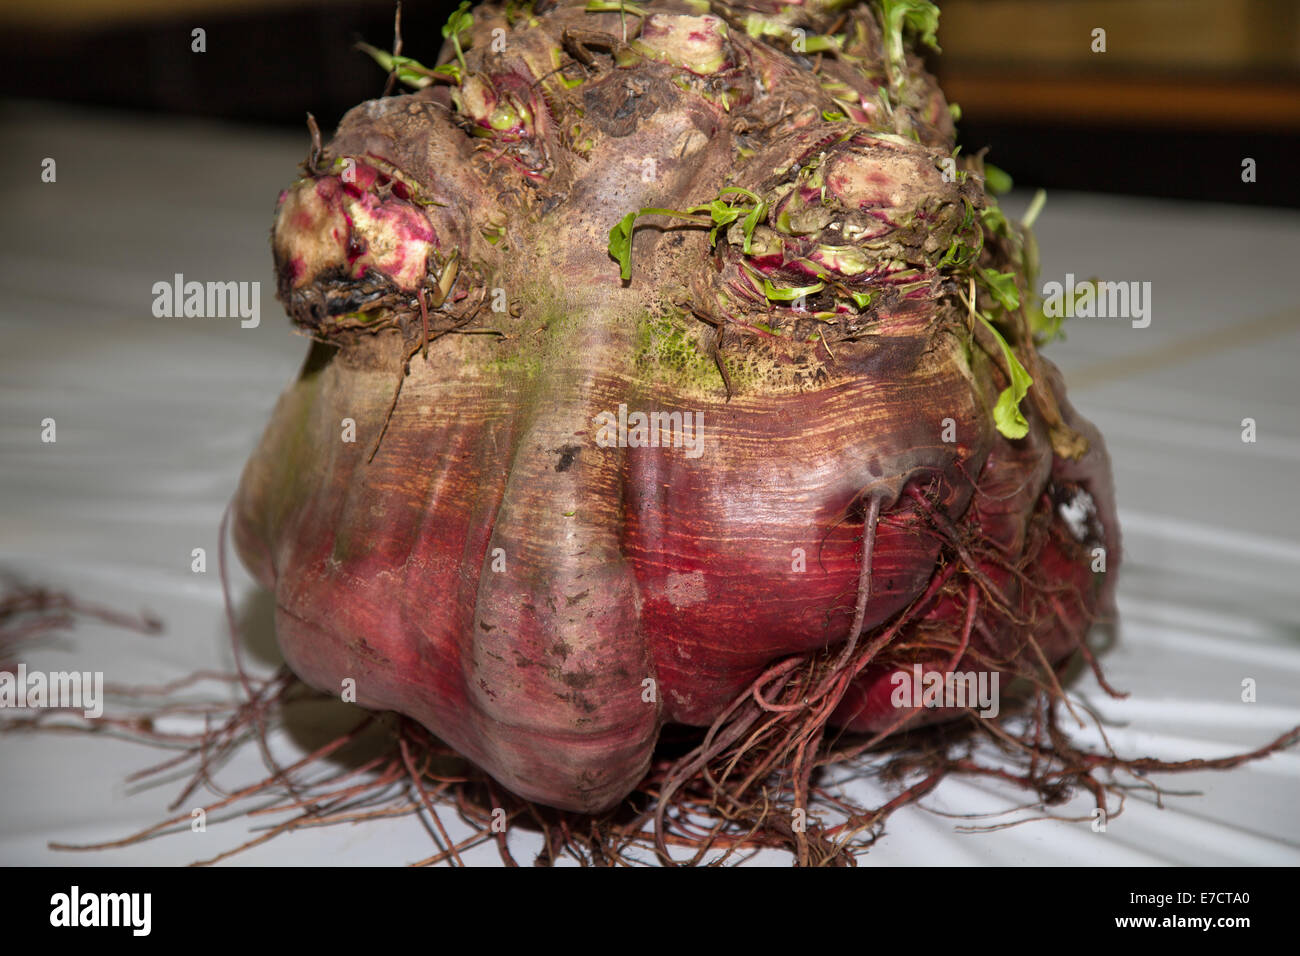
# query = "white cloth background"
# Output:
<box><xmin>2</xmin><ymin>102</ymin><xmax>1297</xmax><ymax>864</ymax></box>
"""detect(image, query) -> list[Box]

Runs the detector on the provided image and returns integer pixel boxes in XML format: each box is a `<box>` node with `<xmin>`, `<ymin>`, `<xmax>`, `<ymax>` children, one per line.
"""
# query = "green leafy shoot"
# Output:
<box><xmin>937</xmin><ymin>232</ymin><xmax>977</xmax><ymax>269</ymax></box>
<box><xmin>848</xmin><ymin>290</ymin><xmax>873</xmax><ymax>309</ymax></box>
<box><xmin>821</xmin><ymin>109</ymin><xmax>849</xmax><ymax>122</ymax></box>
<box><xmin>979</xmin><ymin>267</ymin><xmax>1020</xmax><ymax>313</ymax></box>
<box><xmin>435</xmin><ymin>61</ymin><xmax>464</xmax><ymax>84</ymax></box>
<box><xmin>717</xmin><ymin>187</ymin><xmax>766</xmax><ymax>254</ymax></box>
<box><xmin>743</xmin><ymin>11</ymin><xmax>835</xmax><ymax>49</ymax></box>
<box><xmin>692</xmin><ymin>193</ymin><xmax>761</xmax><ymax>249</ymax></box>
<box><xmin>609</xmin><ymin>188</ymin><xmax>768</xmax><ymax>278</ymax></box>
<box><xmin>608</xmin><ymin>209</ymin><xmax>702</xmax><ymax>280</ymax></box>
<box><xmin>936</xmin><ymin>198</ymin><xmax>983</xmax><ymax>270</ymax></box>
<box><xmin>442</xmin><ymin>1</ymin><xmax>475</xmax><ymax>75</ymax></box>
<box><xmin>698</xmin><ymin>199</ymin><xmax>741</xmax><ymax>245</ymax></box>
<box><xmin>877</xmin><ymin>0</ymin><xmax>941</xmax><ymax>94</ymax></box>
<box><xmin>763</xmin><ymin>278</ymin><xmax>824</xmax><ymax>302</ymax></box>
<box><xmin>608</xmin><ymin>211</ymin><xmax>639</xmax><ymax>280</ymax></box>
<box><xmin>879</xmin><ymin>0</ymin><xmax>941</xmax><ymax>52</ymax></box>
<box><xmin>1026</xmin><ymin>300</ymin><xmax>1064</xmax><ymax>346</ymax></box>
<box><xmin>982</xmin><ymin>162</ymin><xmax>1013</xmax><ymax>196</ymax></box>
<box><xmin>958</xmin><ymin>195</ymin><xmax>979</xmax><ymax>235</ymax></box>
<box><xmin>739</xmin><ymin>202</ymin><xmax>766</xmax><ymax>254</ymax></box>
<box><xmin>936</xmin><ymin>239</ymin><xmax>963</xmax><ymax>270</ymax></box>
<box><xmin>584</xmin><ymin>0</ymin><xmax>648</xmax><ymax>16</ymax></box>
<box><xmin>1022</xmin><ymin>188</ymin><xmax>1047</xmax><ymax>229</ymax></box>
<box><xmin>801</xmin><ymin>33</ymin><xmax>841</xmax><ymax>53</ymax></box>
<box><xmin>357</xmin><ymin>43</ymin><xmax>444</xmax><ymax>88</ymax></box>
<box><xmin>976</xmin><ymin>311</ymin><xmax>1033</xmax><ymax>440</ymax></box>
<box><xmin>717</xmin><ymin>186</ymin><xmax>762</xmax><ymax>206</ymax></box>
<box><xmin>979</xmin><ymin>204</ymin><xmax>1011</xmax><ymax>239</ymax></box>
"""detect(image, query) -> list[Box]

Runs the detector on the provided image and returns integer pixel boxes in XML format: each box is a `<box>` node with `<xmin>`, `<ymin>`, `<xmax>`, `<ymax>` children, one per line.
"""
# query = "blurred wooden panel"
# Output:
<box><xmin>938</xmin><ymin>0</ymin><xmax>1300</xmax><ymax>71</ymax></box>
<box><xmin>940</xmin><ymin>72</ymin><xmax>1300</xmax><ymax>130</ymax></box>
<box><xmin>936</xmin><ymin>0</ymin><xmax>1300</xmax><ymax>129</ymax></box>
<box><xmin>0</xmin><ymin>0</ymin><xmax>318</xmax><ymax>29</ymax></box>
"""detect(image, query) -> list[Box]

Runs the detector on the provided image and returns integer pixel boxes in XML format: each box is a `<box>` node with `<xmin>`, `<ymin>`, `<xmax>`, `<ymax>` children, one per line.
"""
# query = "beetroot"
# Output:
<box><xmin>234</xmin><ymin>0</ymin><xmax>1122</xmax><ymax>832</ymax></box>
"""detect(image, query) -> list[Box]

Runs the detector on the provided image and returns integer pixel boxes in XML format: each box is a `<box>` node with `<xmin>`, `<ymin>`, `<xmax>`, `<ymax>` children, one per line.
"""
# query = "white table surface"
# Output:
<box><xmin>2</xmin><ymin>100</ymin><xmax>1298</xmax><ymax>865</ymax></box>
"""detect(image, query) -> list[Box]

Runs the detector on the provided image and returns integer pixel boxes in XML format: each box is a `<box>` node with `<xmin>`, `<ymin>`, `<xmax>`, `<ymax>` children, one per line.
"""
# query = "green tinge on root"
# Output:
<box><xmin>635</xmin><ymin>313</ymin><xmax>725</xmax><ymax>393</ymax></box>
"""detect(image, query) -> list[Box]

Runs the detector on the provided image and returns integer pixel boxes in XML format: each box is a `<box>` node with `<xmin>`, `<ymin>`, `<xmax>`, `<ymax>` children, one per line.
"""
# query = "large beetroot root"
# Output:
<box><xmin>234</xmin><ymin>0</ymin><xmax>1123</xmax><ymax>827</ymax></box>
